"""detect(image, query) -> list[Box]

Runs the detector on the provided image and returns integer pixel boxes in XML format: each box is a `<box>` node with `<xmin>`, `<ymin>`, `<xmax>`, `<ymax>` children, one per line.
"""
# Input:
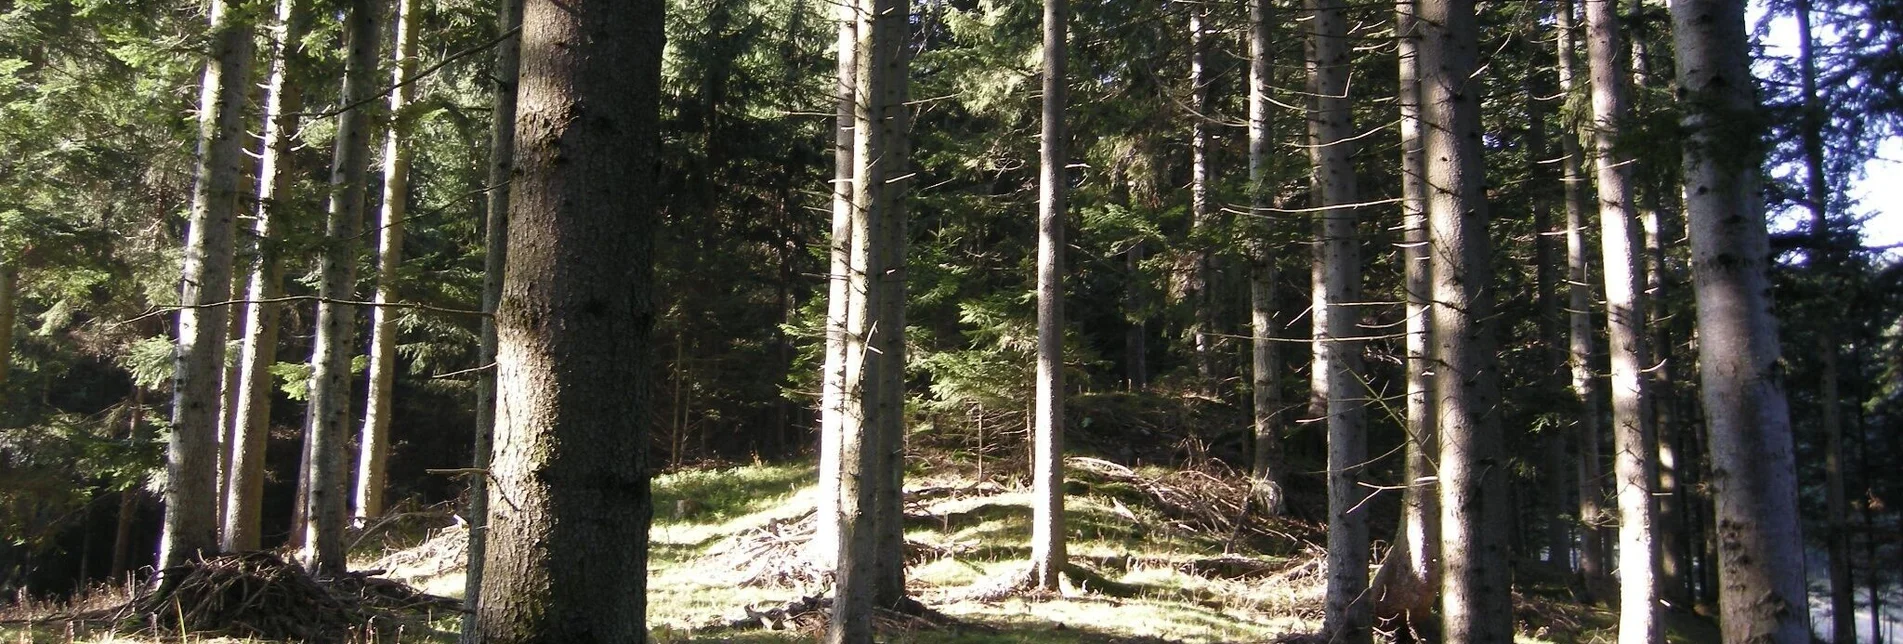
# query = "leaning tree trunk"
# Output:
<box><xmin>161</xmin><ymin>0</ymin><xmax>254</xmax><ymax>575</ymax></box>
<box><xmin>1584</xmin><ymin>0</ymin><xmax>1662</xmax><ymax>640</ymax></box>
<box><xmin>1370</xmin><ymin>0</ymin><xmax>1438</xmax><ymax>625</ymax></box>
<box><xmin>357</xmin><ymin>0</ymin><xmax>423</xmax><ymax>524</ymax></box>
<box><xmin>472</xmin><ymin>0</ymin><xmax>663</xmax><ymax>640</ymax></box>
<box><xmin>224</xmin><ymin>0</ymin><xmax>308</xmax><ymax>553</ymax></box>
<box><xmin>811</xmin><ymin>0</ymin><xmax>856</xmax><ymax>572</ymax></box>
<box><xmin>303</xmin><ymin>0</ymin><xmax>379</xmax><ymax>577</ymax></box>
<box><xmin>1245</xmin><ymin>0</ymin><xmax>1285</xmax><ymax>516</ymax></box>
<box><xmin>1670</xmin><ymin>0</ymin><xmax>1810</xmax><ymax>641</ymax></box>
<box><xmin>1555</xmin><ymin>0</ymin><xmax>1608</xmax><ymax>591</ymax></box>
<box><xmin>1306</xmin><ymin>0</ymin><xmax>1369</xmax><ymax>638</ymax></box>
<box><xmin>1418</xmin><ymin>0</ymin><xmax>1511</xmax><ymax>641</ymax></box>
<box><xmin>461</xmin><ymin>0</ymin><xmax>521</xmax><ymax>641</ymax></box>
<box><xmin>1030</xmin><ymin>0</ymin><xmax>1068</xmax><ymax>592</ymax></box>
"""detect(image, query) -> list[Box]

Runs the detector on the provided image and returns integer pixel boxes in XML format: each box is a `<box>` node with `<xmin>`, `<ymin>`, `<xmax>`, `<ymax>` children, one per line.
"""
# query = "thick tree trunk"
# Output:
<box><xmin>1245</xmin><ymin>0</ymin><xmax>1285</xmax><ymax>516</ymax></box>
<box><xmin>161</xmin><ymin>0</ymin><xmax>254</xmax><ymax>574</ymax></box>
<box><xmin>1306</xmin><ymin>0</ymin><xmax>1368</xmax><ymax>638</ymax></box>
<box><xmin>303</xmin><ymin>0</ymin><xmax>379</xmax><ymax>576</ymax></box>
<box><xmin>1187</xmin><ymin>2</ymin><xmax>1214</xmax><ymax>382</ymax></box>
<box><xmin>357</xmin><ymin>0</ymin><xmax>423</xmax><ymax>525</ymax></box>
<box><xmin>472</xmin><ymin>0</ymin><xmax>662</xmax><ymax>640</ymax></box>
<box><xmin>1584</xmin><ymin>0</ymin><xmax>1661</xmax><ymax>638</ymax></box>
<box><xmin>224</xmin><ymin>0</ymin><xmax>308</xmax><ymax>553</ymax></box>
<box><xmin>1670</xmin><ymin>0</ymin><xmax>1810</xmax><ymax>641</ymax></box>
<box><xmin>1418</xmin><ymin>0</ymin><xmax>1511</xmax><ymax>641</ymax></box>
<box><xmin>1030</xmin><ymin>0</ymin><xmax>1068</xmax><ymax>591</ymax></box>
<box><xmin>460</xmin><ymin>0</ymin><xmax>521</xmax><ymax>640</ymax></box>
<box><xmin>1555</xmin><ymin>0</ymin><xmax>1608</xmax><ymax>590</ymax></box>
<box><xmin>1371</xmin><ymin>0</ymin><xmax>1437</xmax><ymax>623</ymax></box>
<box><xmin>831</xmin><ymin>0</ymin><xmax>909</xmax><ymax>636</ymax></box>
<box><xmin>811</xmin><ymin>0</ymin><xmax>855</xmax><ymax>572</ymax></box>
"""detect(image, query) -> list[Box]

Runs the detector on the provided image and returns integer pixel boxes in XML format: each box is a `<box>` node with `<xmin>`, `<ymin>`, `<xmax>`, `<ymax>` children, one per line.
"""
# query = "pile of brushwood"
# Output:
<box><xmin>104</xmin><ymin>551</ymin><xmax>458</xmax><ymax>641</ymax></box>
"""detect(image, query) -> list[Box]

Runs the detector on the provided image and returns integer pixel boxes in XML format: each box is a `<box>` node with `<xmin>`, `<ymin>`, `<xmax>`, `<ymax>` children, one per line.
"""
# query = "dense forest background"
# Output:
<box><xmin>1</xmin><ymin>0</ymin><xmax>1901</xmax><ymax>640</ymax></box>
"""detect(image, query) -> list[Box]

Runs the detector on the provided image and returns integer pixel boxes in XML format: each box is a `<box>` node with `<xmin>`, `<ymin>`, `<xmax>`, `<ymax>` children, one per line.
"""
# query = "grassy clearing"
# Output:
<box><xmin>3</xmin><ymin>454</ymin><xmax>1722</xmax><ymax>643</ymax></box>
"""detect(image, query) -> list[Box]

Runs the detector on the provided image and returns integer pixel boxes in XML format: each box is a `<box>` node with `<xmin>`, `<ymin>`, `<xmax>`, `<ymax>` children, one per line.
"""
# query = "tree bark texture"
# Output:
<box><xmin>1030</xmin><ymin>0</ymin><xmax>1068</xmax><ymax>592</ymax></box>
<box><xmin>830</xmin><ymin>0</ymin><xmax>908</xmax><ymax>637</ymax></box>
<box><xmin>162</xmin><ymin>0</ymin><xmax>254</xmax><ymax>574</ymax></box>
<box><xmin>1670</xmin><ymin>0</ymin><xmax>1810</xmax><ymax>641</ymax></box>
<box><xmin>472</xmin><ymin>0</ymin><xmax>663</xmax><ymax>640</ymax></box>
<box><xmin>1246</xmin><ymin>0</ymin><xmax>1285</xmax><ymax>516</ymax></box>
<box><xmin>1555</xmin><ymin>0</ymin><xmax>1608</xmax><ymax>588</ymax></box>
<box><xmin>358</xmin><ymin>0</ymin><xmax>423</xmax><ymax>525</ymax></box>
<box><xmin>1306</xmin><ymin>0</ymin><xmax>1368</xmax><ymax>638</ymax></box>
<box><xmin>462</xmin><ymin>0</ymin><xmax>522</xmax><ymax>640</ymax></box>
<box><xmin>1371</xmin><ymin>0</ymin><xmax>1438</xmax><ymax>623</ymax></box>
<box><xmin>812</xmin><ymin>0</ymin><xmax>857</xmax><ymax>572</ymax></box>
<box><xmin>303</xmin><ymin>0</ymin><xmax>378</xmax><ymax>576</ymax></box>
<box><xmin>1584</xmin><ymin>0</ymin><xmax>1662</xmax><ymax>638</ymax></box>
<box><xmin>1418</xmin><ymin>0</ymin><xmax>1511</xmax><ymax>641</ymax></box>
<box><xmin>224</xmin><ymin>0</ymin><xmax>307</xmax><ymax>554</ymax></box>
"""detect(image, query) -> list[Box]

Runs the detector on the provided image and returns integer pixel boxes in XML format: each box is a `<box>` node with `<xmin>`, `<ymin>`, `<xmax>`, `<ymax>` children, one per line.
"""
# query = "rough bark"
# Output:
<box><xmin>1418</xmin><ymin>0</ymin><xmax>1511</xmax><ymax>641</ymax></box>
<box><xmin>161</xmin><ymin>0</ymin><xmax>254</xmax><ymax>574</ymax></box>
<box><xmin>830</xmin><ymin>0</ymin><xmax>908</xmax><ymax>637</ymax></box>
<box><xmin>471</xmin><ymin>0</ymin><xmax>662</xmax><ymax>640</ymax></box>
<box><xmin>357</xmin><ymin>0</ymin><xmax>423</xmax><ymax>525</ymax></box>
<box><xmin>1306</xmin><ymin>0</ymin><xmax>1368</xmax><ymax>638</ymax></box>
<box><xmin>224</xmin><ymin>0</ymin><xmax>307</xmax><ymax>553</ymax></box>
<box><xmin>461</xmin><ymin>1</ymin><xmax>520</xmax><ymax>641</ymax></box>
<box><xmin>1555</xmin><ymin>0</ymin><xmax>1608</xmax><ymax>589</ymax></box>
<box><xmin>1246</xmin><ymin>0</ymin><xmax>1285</xmax><ymax>516</ymax></box>
<box><xmin>1030</xmin><ymin>0</ymin><xmax>1068</xmax><ymax>591</ymax></box>
<box><xmin>811</xmin><ymin>0</ymin><xmax>856</xmax><ymax>571</ymax></box>
<box><xmin>1584</xmin><ymin>0</ymin><xmax>1661</xmax><ymax>638</ymax></box>
<box><xmin>1371</xmin><ymin>0</ymin><xmax>1438</xmax><ymax>623</ymax></box>
<box><xmin>1670</xmin><ymin>0</ymin><xmax>1810</xmax><ymax>641</ymax></box>
<box><xmin>303</xmin><ymin>0</ymin><xmax>378</xmax><ymax>576</ymax></box>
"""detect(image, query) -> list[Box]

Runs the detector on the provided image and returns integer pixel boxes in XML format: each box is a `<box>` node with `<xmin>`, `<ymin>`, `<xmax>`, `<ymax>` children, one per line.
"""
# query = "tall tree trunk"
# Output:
<box><xmin>1030</xmin><ymin>0</ymin><xmax>1068</xmax><ymax>591</ymax></box>
<box><xmin>1555</xmin><ymin>0</ymin><xmax>1608</xmax><ymax>590</ymax></box>
<box><xmin>1670</xmin><ymin>0</ymin><xmax>1810</xmax><ymax>641</ymax></box>
<box><xmin>161</xmin><ymin>0</ymin><xmax>255</xmax><ymax>574</ymax></box>
<box><xmin>1527</xmin><ymin>56</ymin><xmax>1572</xmax><ymax>575</ymax></box>
<box><xmin>357</xmin><ymin>0</ymin><xmax>423</xmax><ymax>525</ymax></box>
<box><xmin>1370</xmin><ymin>0</ymin><xmax>1437</xmax><ymax>623</ymax></box>
<box><xmin>1246</xmin><ymin>0</ymin><xmax>1285</xmax><ymax>516</ymax></box>
<box><xmin>831</xmin><ymin>0</ymin><xmax>908</xmax><ymax>636</ymax></box>
<box><xmin>1306</xmin><ymin>0</ymin><xmax>1368</xmax><ymax>638</ymax></box>
<box><xmin>461</xmin><ymin>0</ymin><xmax>522</xmax><ymax>639</ymax></box>
<box><xmin>224</xmin><ymin>0</ymin><xmax>308</xmax><ymax>553</ymax></box>
<box><xmin>303</xmin><ymin>0</ymin><xmax>379</xmax><ymax>576</ymax></box>
<box><xmin>1793</xmin><ymin>1</ymin><xmax>1854</xmax><ymax>639</ymax></box>
<box><xmin>0</xmin><ymin>258</ymin><xmax>13</xmax><ymax>396</ymax></box>
<box><xmin>472</xmin><ymin>0</ymin><xmax>662</xmax><ymax>639</ymax></box>
<box><xmin>1418</xmin><ymin>0</ymin><xmax>1511</xmax><ymax>640</ymax></box>
<box><xmin>1187</xmin><ymin>1</ymin><xmax>1214</xmax><ymax>382</ymax></box>
<box><xmin>812</xmin><ymin>0</ymin><xmax>856</xmax><ymax>571</ymax></box>
<box><xmin>1584</xmin><ymin>0</ymin><xmax>1661</xmax><ymax>638</ymax></box>
<box><xmin>112</xmin><ymin>390</ymin><xmax>148</xmax><ymax>580</ymax></box>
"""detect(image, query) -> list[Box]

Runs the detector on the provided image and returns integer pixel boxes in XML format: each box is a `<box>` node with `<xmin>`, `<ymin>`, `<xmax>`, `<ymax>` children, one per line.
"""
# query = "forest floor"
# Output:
<box><xmin>1</xmin><ymin>450</ymin><xmax>1722</xmax><ymax>643</ymax></box>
